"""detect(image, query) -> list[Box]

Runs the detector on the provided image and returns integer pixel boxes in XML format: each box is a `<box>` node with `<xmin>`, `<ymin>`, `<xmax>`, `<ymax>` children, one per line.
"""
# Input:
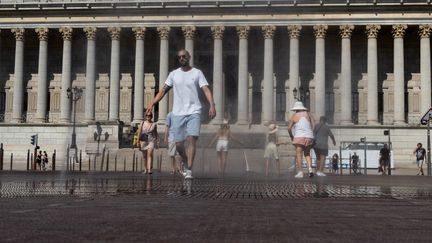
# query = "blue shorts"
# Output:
<box><xmin>171</xmin><ymin>113</ymin><xmax>201</xmax><ymax>142</ymax></box>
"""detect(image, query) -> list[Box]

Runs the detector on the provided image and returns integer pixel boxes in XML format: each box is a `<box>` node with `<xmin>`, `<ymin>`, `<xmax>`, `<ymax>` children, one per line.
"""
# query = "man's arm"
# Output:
<box><xmin>201</xmin><ymin>85</ymin><xmax>216</xmax><ymax>119</ymax></box>
<box><xmin>329</xmin><ymin>129</ymin><xmax>336</xmax><ymax>146</ymax></box>
<box><xmin>146</xmin><ymin>85</ymin><xmax>171</xmax><ymax>113</ymax></box>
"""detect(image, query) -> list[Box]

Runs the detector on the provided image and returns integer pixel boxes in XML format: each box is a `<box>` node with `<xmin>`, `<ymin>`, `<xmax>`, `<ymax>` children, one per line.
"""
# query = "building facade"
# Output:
<box><xmin>0</xmin><ymin>0</ymin><xmax>431</xmax><ymax>167</ymax></box>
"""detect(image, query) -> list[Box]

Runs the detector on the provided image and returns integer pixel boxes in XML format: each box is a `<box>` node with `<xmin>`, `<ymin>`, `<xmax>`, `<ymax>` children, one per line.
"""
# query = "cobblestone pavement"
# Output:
<box><xmin>1</xmin><ymin>171</ymin><xmax>432</xmax><ymax>242</ymax></box>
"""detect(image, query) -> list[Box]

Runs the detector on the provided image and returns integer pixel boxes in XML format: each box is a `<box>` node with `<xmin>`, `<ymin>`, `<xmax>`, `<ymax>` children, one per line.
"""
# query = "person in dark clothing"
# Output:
<box><xmin>413</xmin><ymin>143</ymin><xmax>426</xmax><ymax>176</ymax></box>
<box><xmin>379</xmin><ymin>144</ymin><xmax>390</xmax><ymax>175</ymax></box>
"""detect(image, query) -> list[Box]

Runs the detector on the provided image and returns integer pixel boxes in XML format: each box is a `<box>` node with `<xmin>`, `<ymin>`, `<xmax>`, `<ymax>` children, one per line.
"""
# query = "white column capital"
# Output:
<box><xmin>157</xmin><ymin>26</ymin><xmax>170</xmax><ymax>40</ymax></box>
<box><xmin>211</xmin><ymin>26</ymin><xmax>225</xmax><ymax>39</ymax></box>
<box><xmin>35</xmin><ymin>27</ymin><xmax>49</xmax><ymax>41</ymax></box>
<box><xmin>262</xmin><ymin>25</ymin><xmax>276</xmax><ymax>39</ymax></box>
<box><xmin>392</xmin><ymin>24</ymin><xmax>408</xmax><ymax>38</ymax></box>
<box><xmin>107</xmin><ymin>27</ymin><xmax>121</xmax><ymax>40</ymax></box>
<box><xmin>59</xmin><ymin>27</ymin><xmax>73</xmax><ymax>41</ymax></box>
<box><xmin>182</xmin><ymin>25</ymin><xmax>196</xmax><ymax>40</ymax></box>
<box><xmin>288</xmin><ymin>25</ymin><xmax>302</xmax><ymax>39</ymax></box>
<box><xmin>313</xmin><ymin>25</ymin><xmax>328</xmax><ymax>39</ymax></box>
<box><xmin>132</xmin><ymin>27</ymin><xmax>146</xmax><ymax>40</ymax></box>
<box><xmin>366</xmin><ymin>24</ymin><xmax>381</xmax><ymax>38</ymax></box>
<box><xmin>83</xmin><ymin>27</ymin><xmax>97</xmax><ymax>40</ymax></box>
<box><xmin>12</xmin><ymin>28</ymin><xmax>25</xmax><ymax>41</ymax></box>
<box><xmin>419</xmin><ymin>24</ymin><xmax>432</xmax><ymax>38</ymax></box>
<box><xmin>339</xmin><ymin>25</ymin><xmax>354</xmax><ymax>39</ymax></box>
<box><xmin>236</xmin><ymin>26</ymin><xmax>250</xmax><ymax>39</ymax></box>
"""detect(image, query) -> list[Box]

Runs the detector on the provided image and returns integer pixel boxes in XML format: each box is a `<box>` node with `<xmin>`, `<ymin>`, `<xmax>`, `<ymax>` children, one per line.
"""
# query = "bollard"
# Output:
<box><xmin>132</xmin><ymin>156</ymin><xmax>135</xmax><ymax>172</ymax></box>
<box><xmin>66</xmin><ymin>145</ymin><xmax>70</xmax><ymax>172</ymax></box>
<box><xmin>132</xmin><ymin>150</ymin><xmax>136</xmax><ymax>171</ymax></box>
<box><xmin>27</xmin><ymin>149</ymin><xmax>30</xmax><ymax>171</ymax></box>
<box><xmin>52</xmin><ymin>150</ymin><xmax>56</xmax><ymax>171</ymax></box>
<box><xmin>93</xmin><ymin>155</ymin><xmax>96</xmax><ymax>171</ymax></box>
<box><xmin>140</xmin><ymin>157</ymin><xmax>142</xmax><ymax>172</ymax></box>
<box><xmin>10</xmin><ymin>153</ymin><xmax>13</xmax><ymax>171</ymax></box>
<box><xmin>114</xmin><ymin>154</ymin><xmax>117</xmax><ymax>172</ymax></box>
<box><xmin>0</xmin><ymin>143</ymin><xmax>3</xmax><ymax>170</ymax></box>
<box><xmin>79</xmin><ymin>150</ymin><xmax>82</xmax><ymax>172</ymax></box>
<box><xmin>72</xmin><ymin>154</ymin><xmax>75</xmax><ymax>171</ymax></box>
<box><xmin>123</xmin><ymin>157</ymin><xmax>126</xmax><ymax>172</ymax></box>
<box><xmin>106</xmin><ymin>150</ymin><xmax>110</xmax><ymax>172</ymax></box>
<box><xmin>100</xmin><ymin>144</ymin><xmax>106</xmax><ymax>171</ymax></box>
<box><xmin>88</xmin><ymin>156</ymin><xmax>91</xmax><ymax>171</ymax></box>
<box><xmin>30</xmin><ymin>153</ymin><xmax>33</xmax><ymax>171</ymax></box>
<box><xmin>136</xmin><ymin>157</ymin><xmax>138</xmax><ymax>172</ymax></box>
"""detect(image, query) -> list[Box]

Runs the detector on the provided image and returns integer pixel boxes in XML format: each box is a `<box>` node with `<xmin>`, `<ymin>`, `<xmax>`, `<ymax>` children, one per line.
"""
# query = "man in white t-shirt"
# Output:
<box><xmin>147</xmin><ymin>49</ymin><xmax>216</xmax><ymax>179</ymax></box>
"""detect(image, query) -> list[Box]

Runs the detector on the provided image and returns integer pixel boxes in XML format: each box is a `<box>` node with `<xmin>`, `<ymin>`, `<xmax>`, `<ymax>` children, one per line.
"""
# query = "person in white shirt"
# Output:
<box><xmin>147</xmin><ymin>49</ymin><xmax>216</xmax><ymax>179</ymax></box>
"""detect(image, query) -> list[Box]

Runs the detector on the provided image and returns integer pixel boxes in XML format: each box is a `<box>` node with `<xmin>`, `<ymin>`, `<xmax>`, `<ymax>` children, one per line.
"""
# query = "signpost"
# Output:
<box><xmin>420</xmin><ymin>108</ymin><xmax>432</xmax><ymax>176</ymax></box>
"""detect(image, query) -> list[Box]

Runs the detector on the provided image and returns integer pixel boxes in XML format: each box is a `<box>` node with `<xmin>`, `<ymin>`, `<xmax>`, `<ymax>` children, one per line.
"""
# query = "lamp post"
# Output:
<box><xmin>293</xmin><ymin>87</ymin><xmax>310</xmax><ymax>108</ymax></box>
<box><xmin>67</xmin><ymin>87</ymin><xmax>83</xmax><ymax>150</ymax></box>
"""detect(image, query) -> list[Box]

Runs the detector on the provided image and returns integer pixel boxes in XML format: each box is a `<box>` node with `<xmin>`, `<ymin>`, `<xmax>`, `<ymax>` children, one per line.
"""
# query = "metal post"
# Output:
<box><xmin>79</xmin><ymin>150</ymin><xmax>82</xmax><ymax>172</ymax></box>
<box><xmin>132</xmin><ymin>155</ymin><xmax>135</xmax><ymax>172</ymax></box>
<box><xmin>364</xmin><ymin>137</ymin><xmax>367</xmax><ymax>175</ymax></box>
<box><xmin>0</xmin><ymin>143</ymin><xmax>3</xmax><ymax>170</ymax></box>
<box><xmin>106</xmin><ymin>150</ymin><xmax>109</xmax><ymax>171</ymax></box>
<box><xmin>388</xmin><ymin>133</ymin><xmax>392</xmax><ymax>176</ymax></box>
<box><xmin>30</xmin><ymin>153</ymin><xmax>33</xmax><ymax>170</ymax></box>
<box><xmin>88</xmin><ymin>156</ymin><xmax>91</xmax><ymax>171</ymax></box>
<box><xmin>123</xmin><ymin>157</ymin><xmax>126</xmax><ymax>172</ymax></box>
<box><xmin>428</xmin><ymin>119</ymin><xmax>431</xmax><ymax>176</ymax></box>
<box><xmin>339</xmin><ymin>143</ymin><xmax>342</xmax><ymax>175</ymax></box>
<box><xmin>10</xmin><ymin>153</ymin><xmax>13</xmax><ymax>171</ymax></box>
<box><xmin>66</xmin><ymin>144</ymin><xmax>70</xmax><ymax>171</ymax></box>
<box><xmin>114</xmin><ymin>154</ymin><xmax>117</xmax><ymax>172</ymax></box>
<box><xmin>100</xmin><ymin>144</ymin><xmax>106</xmax><ymax>171</ymax></box>
<box><xmin>52</xmin><ymin>150</ymin><xmax>56</xmax><ymax>171</ymax></box>
<box><xmin>26</xmin><ymin>149</ymin><xmax>30</xmax><ymax>171</ymax></box>
<box><xmin>72</xmin><ymin>154</ymin><xmax>75</xmax><ymax>171</ymax></box>
<box><xmin>33</xmin><ymin>147</ymin><xmax>38</xmax><ymax>171</ymax></box>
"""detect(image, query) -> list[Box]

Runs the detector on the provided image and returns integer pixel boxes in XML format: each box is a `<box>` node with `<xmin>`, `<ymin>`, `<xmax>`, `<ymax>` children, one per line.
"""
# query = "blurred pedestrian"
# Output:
<box><xmin>139</xmin><ymin>111</ymin><xmax>159</xmax><ymax>174</ymax></box>
<box><xmin>379</xmin><ymin>144</ymin><xmax>390</xmax><ymax>175</ymax></box>
<box><xmin>313</xmin><ymin>116</ymin><xmax>336</xmax><ymax>177</ymax></box>
<box><xmin>209</xmin><ymin>119</ymin><xmax>243</xmax><ymax>176</ymax></box>
<box><xmin>351</xmin><ymin>152</ymin><xmax>360</xmax><ymax>174</ymax></box>
<box><xmin>331</xmin><ymin>153</ymin><xmax>339</xmax><ymax>174</ymax></box>
<box><xmin>36</xmin><ymin>151</ymin><xmax>42</xmax><ymax>171</ymax></box>
<box><xmin>288</xmin><ymin>101</ymin><xmax>315</xmax><ymax>178</ymax></box>
<box><xmin>263</xmin><ymin>124</ymin><xmax>287</xmax><ymax>177</ymax></box>
<box><xmin>164</xmin><ymin>112</ymin><xmax>178</xmax><ymax>175</ymax></box>
<box><xmin>42</xmin><ymin>151</ymin><xmax>49</xmax><ymax>171</ymax></box>
<box><xmin>413</xmin><ymin>143</ymin><xmax>426</xmax><ymax>176</ymax></box>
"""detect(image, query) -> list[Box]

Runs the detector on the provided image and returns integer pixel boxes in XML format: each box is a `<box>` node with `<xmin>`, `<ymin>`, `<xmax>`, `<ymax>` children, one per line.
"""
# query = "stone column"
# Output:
<box><xmin>339</xmin><ymin>25</ymin><xmax>354</xmax><ymax>125</ymax></box>
<box><xmin>236</xmin><ymin>26</ymin><xmax>250</xmax><ymax>125</ymax></box>
<box><xmin>59</xmin><ymin>27</ymin><xmax>73</xmax><ymax>123</ymax></box>
<box><xmin>84</xmin><ymin>27</ymin><xmax>97</xmax><ymax>122</ymax></box>
<box><xmin>262</xmin><ymin>25</ymin><xmax>276</xmax><ymax>124</ymax></box>
<box><xmin>392</xmin><ymin>24</ymin><xmax>407</xmax><ymax>125</ymax></box>
<box><xmin>157</xmin><ymin>26</ymin><xmax>170</xmax><ymax>123</ymax></box>
<box><xmin>366</xmin><ymin>24</ymin><xmax>381</xmax><ymax>125</ymax></box>
<box><xmin>211</xmin><ymin>26</ymin><xmax>225</xmax><ymax>124</ymax></box>
<box><xmin>132</xmin><ymin>27</ymin><xmax>146</xmax><ymax>123</ymax></box>
<box><xmin>108</xmin><ymin>27</ymin><xmax>121</xmax><ymax>121</ymax></box>
<box><xmin>313</xmin><ymin>25</ymin><xmax>327</xmax><ymax>119</ymax></box>
<box><xmin>34</xmin><ymin>27</ymin><xmax>49</xmax><ymax>123</ymax></box>
<box><xmin>182</xmin><ymin>25</ymin><xmax>196</xmax><ymax>67</ymax></box>
<box><xmin>419</xmin><ymin>25</ymin><xmax>432</xmax><ymax>113</ymax></box>
<box><xmin>287</xmin><ymin>25</ymin><xmax>302</xmax><ymax>118</ymax></box>
<box><xmin>11</xmin><ymin>28</ymin><xmax>25</xmax><ymax>123</ymax></box>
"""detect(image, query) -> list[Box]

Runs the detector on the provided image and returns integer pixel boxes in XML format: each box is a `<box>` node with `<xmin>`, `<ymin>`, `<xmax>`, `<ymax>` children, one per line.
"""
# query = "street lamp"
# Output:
<box><xmin>293</xmin><ymin>87</ymin><xmax>310</xmax><ymax>108</ymax></box>
<box><xmin>67</xmin><ymin>87</ymin><xmax>83</xmax><ymax>150</ymax></box>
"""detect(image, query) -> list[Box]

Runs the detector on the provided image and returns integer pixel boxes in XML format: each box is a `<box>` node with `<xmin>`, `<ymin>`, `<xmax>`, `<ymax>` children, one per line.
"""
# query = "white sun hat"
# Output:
<box><xmin>291</xmin><ymin>101</ymin><xmax>307</xmax><ymax>111</ymax></box>
<box><xmin>268</xmin><ymin>124</ymin><xmax>278</xmax><ymax>134</ymax></box>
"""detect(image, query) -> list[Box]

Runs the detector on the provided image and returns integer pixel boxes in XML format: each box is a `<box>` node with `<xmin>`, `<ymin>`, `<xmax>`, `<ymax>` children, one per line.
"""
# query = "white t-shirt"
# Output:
<box><xmin>165</xmin><ymin>67</ymin><xmax>209</xmax><ymax>116</ymax></box>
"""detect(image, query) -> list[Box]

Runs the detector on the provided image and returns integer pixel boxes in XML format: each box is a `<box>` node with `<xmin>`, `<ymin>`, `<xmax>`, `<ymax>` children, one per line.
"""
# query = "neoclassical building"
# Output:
<box><xmin>0</xmin><ymin>0</ymin><xmax>431</xmax><ymax>167</ymax></box>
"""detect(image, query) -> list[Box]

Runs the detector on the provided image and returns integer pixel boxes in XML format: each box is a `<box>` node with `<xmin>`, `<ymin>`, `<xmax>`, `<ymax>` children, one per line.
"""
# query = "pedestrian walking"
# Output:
<box><xmin>36</xmin><ymin>151</ymin><xmax>42</xmax><ymax>171</ymax></box>
<box><xmin>138</xmin><ymin>112</ymin><xmax>159</xmax><ymax>174</ymax></box>
<box><xmin>42</xmin><ymin>151</ymin><xmax>49</xmax><ymax>171</ymax></box>
<box><xmin>413</xmin><ymin>143</ymin><xmax>426</xmax><ymax>176</ymax></box>
<box><xmin>263</xmin><ymin>124</ymin><xmax>287</xmax><ymax>177</ymax></box>
<box><xmin>379</xmin><ymin>144</ymin><xmax>390</xmax><ymax>175</ymax></box>
<box><xmin>351</xmin><ymin>152</ymin><xmax>360</xmax><ymax>174</ymax></box>
<box><xmin>147</xmin><ymin>49</ymin><xmax>216</xmax><ymax>179</ymax></box>
<box><xmin>313</xmin><ymin>116</ymin><xmax>336</xmax><ymax>177</ymax></box>
<box><xmin>331</xmin><ymin>153</ymin><xmax>339</xmax><ymax>174</ymax></box>
<box><xmin>164</xmin><ymin>112</ymin><xmax>178</xmax><ymax>175</ymax></box>
<box><xmin>208</xmin><ymin>119</ymin><xmax>243</xmax><ymax>176</ymax></box>
<box><xmin>287</xmin><ymin>101</ymin><xmax>315</xmax><ymax>178</ymax></box>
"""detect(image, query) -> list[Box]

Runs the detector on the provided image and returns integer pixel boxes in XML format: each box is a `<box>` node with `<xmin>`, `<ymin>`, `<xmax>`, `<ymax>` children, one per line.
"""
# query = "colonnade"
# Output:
<box><xmin>2</xmin><ymin>24</ymin><xmax>432</xmax><ymax>125</ymax></box>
